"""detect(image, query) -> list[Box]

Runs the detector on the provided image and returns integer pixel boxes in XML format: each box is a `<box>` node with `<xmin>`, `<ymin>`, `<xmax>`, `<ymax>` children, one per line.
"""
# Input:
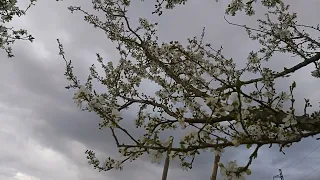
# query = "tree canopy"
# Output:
<box><xmin>59</xmin><ymin>0</ymin><xmax>320</xmax><ymax>179</ymax></box>
<box><xmin>4</xmin><ymin>0</ymin><xmax>320</xmax><ymax>179</ymax></box>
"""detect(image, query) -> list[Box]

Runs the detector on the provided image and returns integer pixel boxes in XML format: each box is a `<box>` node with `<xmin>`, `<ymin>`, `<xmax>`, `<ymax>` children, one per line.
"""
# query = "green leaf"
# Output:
<box><xmin>292</xmin><ymin>81</ymin><xmax>296</xmax><ymax>89</ymax></box>
<box><xmin>246</xmin><ymin>144</ymin><xmax>252</xmax><ymax>149</ymax></box>
<box><xmin>218</xmin><ymin>163</ymin><xmax>224</xmax><ymax>168</ymax></box>
<box><xmin>206</xmin><ymin>101</ymin><xmax>212</xmax><ymax>107</ymax></box>
<box><xmin>180</xmin><ymin>142</ymin><xmax>185</xmax><ymax>149</ymax></box>
<box><xmin>245</xmin><ymin>169</ymin><xmax>252</xmax><ymax>175</ymax></box>
<box><xmin>153</xmin><ymin>133</ymin><xmax>158</xmax><ymax>141</ymax></box>
<box><xmin>235</xmin><ymin>77</ymin><xmax>242</xmax><ymax>91</ymax></box>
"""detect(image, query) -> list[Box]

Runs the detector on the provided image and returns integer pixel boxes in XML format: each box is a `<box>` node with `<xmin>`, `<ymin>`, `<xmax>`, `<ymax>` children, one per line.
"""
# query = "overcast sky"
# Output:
<box><xmin>1</xmin><ymin>0</ymin><xmax>320</xmax><ymax>180</ymax></box>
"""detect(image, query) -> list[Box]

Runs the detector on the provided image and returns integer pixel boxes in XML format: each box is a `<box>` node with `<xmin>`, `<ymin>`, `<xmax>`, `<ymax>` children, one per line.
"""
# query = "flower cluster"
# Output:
<box><xmin>149</xmin><ymin>150</ymin><xmax>163</xmax><ymax>164</ymax></box>
<box><xmin>58</xmin><ymin>0</ymin><xmax>320</xmax><ymax>179</ymax></box>
<box><xmin>219</xmin><ymin>160</ymin><xmax>248</xmax><ymax>180</ymax></box>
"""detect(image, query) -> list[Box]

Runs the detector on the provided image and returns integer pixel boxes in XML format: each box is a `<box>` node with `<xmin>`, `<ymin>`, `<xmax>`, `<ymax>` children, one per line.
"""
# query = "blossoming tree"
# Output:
<box><xmin>58</xmin><ymin>0</ymin><xmax>320</xmax><ymax>179</ymax></box>
<box><xmin>0</xmin><ymin>0</ymin><xmax>36</xmax><ymax>58</ymax></box>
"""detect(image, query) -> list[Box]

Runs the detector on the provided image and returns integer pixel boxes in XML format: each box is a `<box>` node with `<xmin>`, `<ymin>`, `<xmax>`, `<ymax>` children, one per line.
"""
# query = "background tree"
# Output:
<box><xmin>0</xmin><ymin>0</ymin><xmax>36</xmax><ymax>57</ymax></box>
<box><xmin>58</xmin><ymin>0</ymin><xmax>320</xmax><ymax>179</ymax></box>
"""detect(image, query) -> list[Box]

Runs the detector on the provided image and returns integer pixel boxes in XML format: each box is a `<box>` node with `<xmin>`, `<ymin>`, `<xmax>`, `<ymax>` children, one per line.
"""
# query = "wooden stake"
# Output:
<box><xmin>210</xmin><ymin>154</ymin><xmax>221</xmax><ymax>180</ymax></box>
<box><xmin>162</xmin><ymin>137</ymin><xmax>173</xmax><ymax>180</ymax></box>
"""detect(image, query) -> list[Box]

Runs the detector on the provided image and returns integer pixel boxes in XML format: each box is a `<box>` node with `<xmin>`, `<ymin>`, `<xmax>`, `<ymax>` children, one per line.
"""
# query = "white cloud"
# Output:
<box><xmin>14</xmin><ymin>172</ymin><xmax>40</xmax><ymax>180</ymax></box>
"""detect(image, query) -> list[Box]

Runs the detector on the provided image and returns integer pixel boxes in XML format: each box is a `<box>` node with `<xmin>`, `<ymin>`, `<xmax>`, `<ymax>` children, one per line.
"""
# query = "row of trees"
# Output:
<box><xmin>3</xmin><ymin>0</ymin><xmax>320</xmax><ymax>179</ymax></box>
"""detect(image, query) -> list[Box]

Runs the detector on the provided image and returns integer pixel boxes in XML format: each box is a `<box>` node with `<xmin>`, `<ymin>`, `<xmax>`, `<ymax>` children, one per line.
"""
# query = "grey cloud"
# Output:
<box><xmin>1</xmin><ymin>0</ymin><xmax>320</xmax><ymax>180</ymax></box>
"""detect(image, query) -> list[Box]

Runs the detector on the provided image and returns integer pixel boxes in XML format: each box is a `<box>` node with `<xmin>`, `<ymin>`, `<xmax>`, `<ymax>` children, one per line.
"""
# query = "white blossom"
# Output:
<box><xmin>179</xmin><ymin>74</ymin><xmax>190</xmax><ymax>80</ymax></box>
<box><xmin>73</xmin><ymin>85</ymin><xmax>91</xmax><ymax>108</ymax></box>
<box><xmin>240</xmin><ymin>109</ymin><xmax>250</xmax><ymax>119</ymax></box>
<box><xmin>74</xmin><ymin>85</ymin><xmax>90</xmax><ymax>98</ymax></box>
<box><xmin>235</xmin><ymin>122</ymin><xmax>241</xmax><ymax>129</ymax></box>
<box><xmin>214</xmin><ymin>148</ymin><xmax>224</xmax><ymax>156</ymax></box>
<box><xmin>119</xmin><ymin>147</ymin><xmax>126</xmax><ymax>156</ymax></box>
<box><xmin>88</xmin><ymin>95</ymin><xmax>104</xmax><ymax>110</ymax></box>
<box><xmin>228</xmin><ymin>0</ymin><xmax>245</xmax><ymax>15</ymax></box>
<box><xmin>283</xmin><ymin>114</ymin><xmax>297</xmax><ymax>127</ymax></box>
<box><xmin>162</xmin><ymin>136</ymin><xmax>173</xmax><ymax>147</ymax></box>
<box><xmin>275</xmin><ymin>29</ymin><xmax>291</xmax><ymax>39</ymax></box>
<box><xmin>223</xmin><ymin>105</ymin><xmax>234</xmax><ymax>112</ymax></box>
<box><xmin>231</xmin><ymin>139</ymin><xmax>240</xmax><ymax>147</ymax></box>
<box><xmin>280</xmin><ymin>92</ymin><xmax>290</xmax><ymax>101</ymax></box>
<box><xmin>181</xmin><ymin>128</ymin><xmax>198</xmax><ymax>142</ymax></box>
<box><xmin>247</xmin><ymin>125</ymin><xmax>262</xmax><ymax>138</ymax></box>
<box><xmin>149</xmin><ymin>150</ymin><xmax>163</xmax><ymax>164</ymax></box>
<box><xmin>102</xmin><ymin>159</ymin><xmax>108</xmax><ymax>170</ymax></box>
<box><xmin>113</xmin><ymin>160</ymin><xmax>122</xmax><ymax>170</ymax></box>
<box><xmin>111</xmin><ymin>108</ymin><xmax>121</xmax><ymax>118</ymax></box>
<box><xmin>229</xmin><ymin>92</ymin><xmax>243</xmax><ymax>105</ymax></box>
<box><xmin>220</xmin><ymin>160</ymin><xmax>246</xmax><ymax>180</ymax></box>
<box><xmin>178</xmin><ymin>117</ymin><xmax>187</xmax><ymax>129</ymax></box>
<box><xmin>205</xmin><ymin>96</ymin><xmax>219</xmax><ymax>107</ymax></box>
<box><xmin>247</xmin><ymin>52</ymin><xmax>260</xmax><ymax>64</ymax></box>
<box><xmin>181</xmin><ymin>163</ymin><xmax>189</xmax><ymax>171</ymax></box>
<box><xmin>215</xmin><ymin>109</ymin><xmax>228</xmax><ymax>117</ymax></box>
<box><xmin>277</xmin><ymin>127</ymin><xmax>286</xmax><ymax>140</ymax></box>
<box><xmin>220</xmin><ymin>167</ymin><xmax>227</xmax><ymax>176</ymax></box>
<box><xmin>194</xmin><ymin>97</ymin><xmax>203</xmax><ymax>104</ymax></box>
<box><xmin>168</xmin><ymin>151</ymin><xmax>175</xmax><ymax>160</ymax></box>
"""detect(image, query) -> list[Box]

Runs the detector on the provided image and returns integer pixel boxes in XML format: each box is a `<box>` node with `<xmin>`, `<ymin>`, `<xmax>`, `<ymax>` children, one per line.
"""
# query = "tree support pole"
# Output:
<box><xmin>210</xmin><ymin>154</ymin><xmax>221</xmax><ymax>180</ymax></box>
<box><xmin>162</xmin><ymin>137</ymin><xmax>173</xmax><ymax>180</ymax></box>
